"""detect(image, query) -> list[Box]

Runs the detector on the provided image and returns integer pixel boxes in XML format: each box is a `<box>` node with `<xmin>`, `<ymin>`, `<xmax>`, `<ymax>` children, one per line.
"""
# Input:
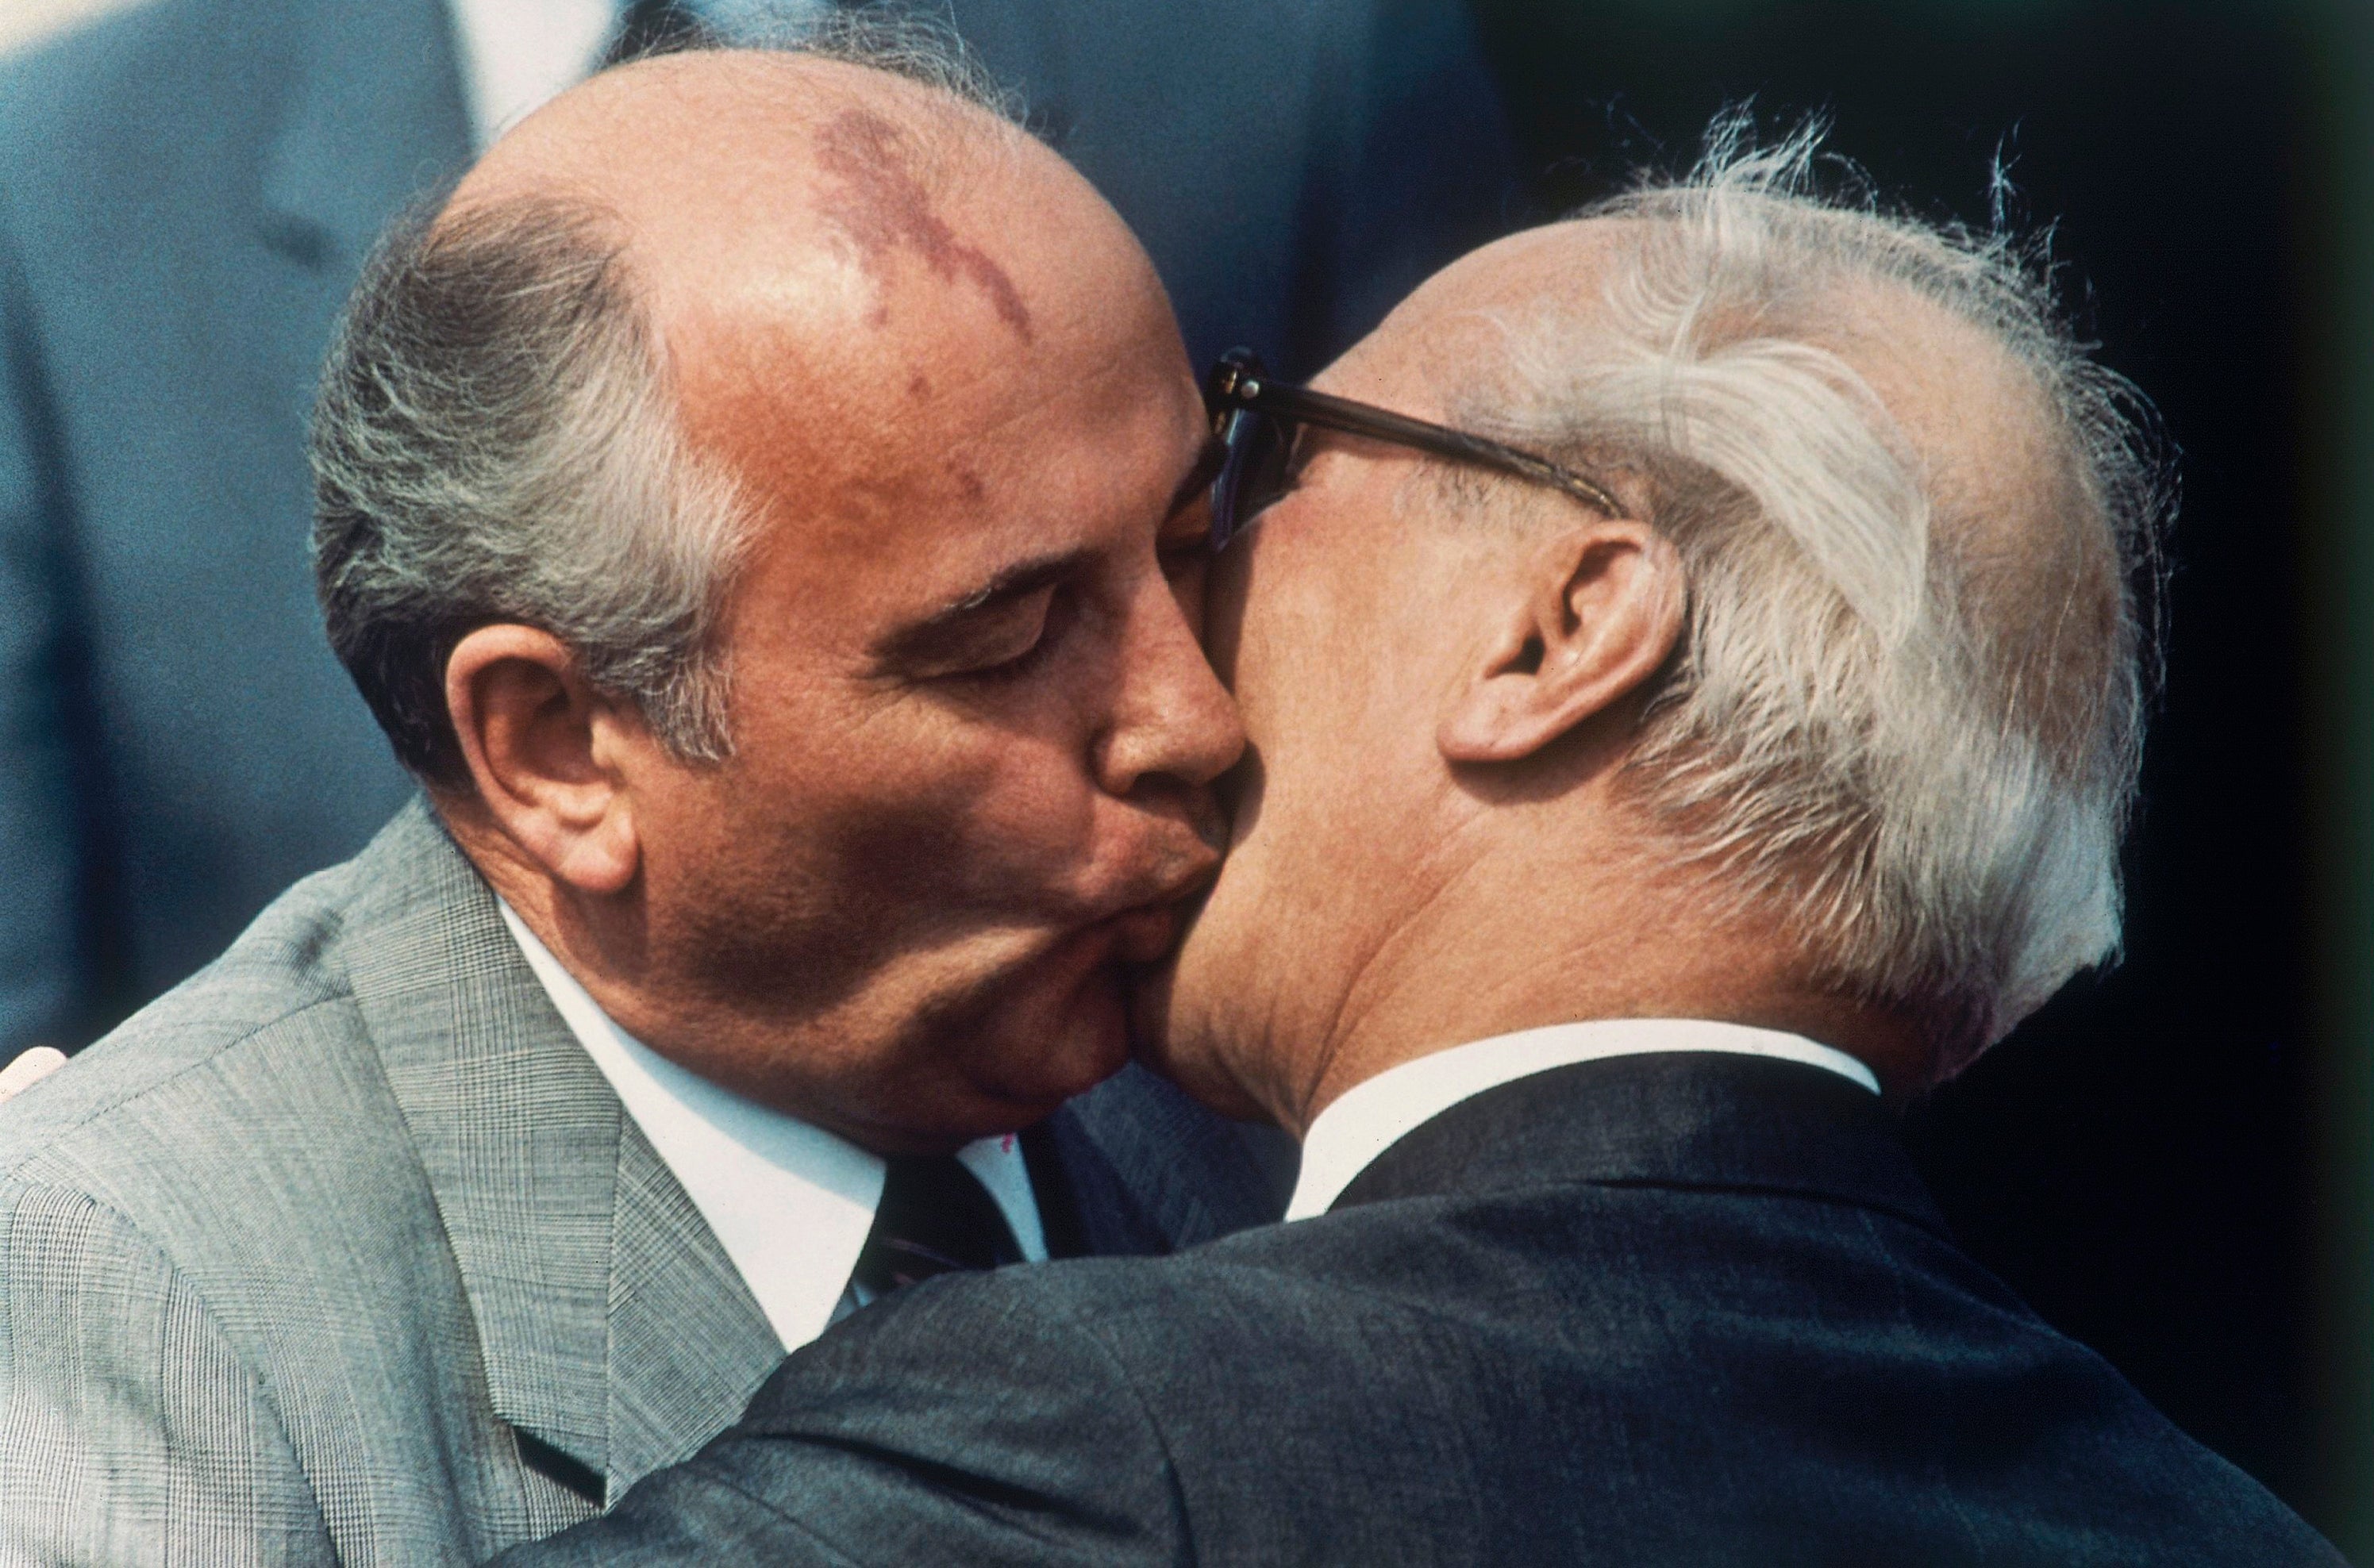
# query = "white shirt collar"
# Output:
<box><xmin>444</xmin><ymin>0</ymin><xmax>622</xmax><ymax>148</ymax></box>
<box><xmin>496</xmin><ymin>901</ymin><xmax>1045</xmax><ymax>1352</ymax></box>
<box><xmin>1285</xmin><ymin>1019</ymin><xmax>1882</xmax><ymax>1221</ymax></box>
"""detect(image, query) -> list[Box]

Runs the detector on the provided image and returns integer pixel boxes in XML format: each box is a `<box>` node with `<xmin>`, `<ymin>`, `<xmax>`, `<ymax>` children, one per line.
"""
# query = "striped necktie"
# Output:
<box><xmin>847</xmin><ymin>1153</ymin><xmax>1024</xmax><ymax>1303</ymax></box>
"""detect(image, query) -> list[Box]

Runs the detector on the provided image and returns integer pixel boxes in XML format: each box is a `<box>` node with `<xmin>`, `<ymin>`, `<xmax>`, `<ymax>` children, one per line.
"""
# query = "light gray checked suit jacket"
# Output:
<box><xmin>0</xmin><ymin>800</ymin><xmax>1282</xmax><ymax>1565</ymax></box>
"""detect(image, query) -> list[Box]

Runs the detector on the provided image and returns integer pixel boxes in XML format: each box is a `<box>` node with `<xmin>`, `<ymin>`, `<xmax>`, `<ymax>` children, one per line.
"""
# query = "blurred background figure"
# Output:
<box><xmin>0</xmin><ymin>0</ymin><xmax>1517</xmax><ymax>1061</ymax></box>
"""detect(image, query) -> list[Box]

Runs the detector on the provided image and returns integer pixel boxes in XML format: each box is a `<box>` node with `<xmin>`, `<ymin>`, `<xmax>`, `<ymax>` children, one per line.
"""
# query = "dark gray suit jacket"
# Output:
<box><xmin>504</xmin><ymin>1053</ymin><xmax>2340</xmax><ymax>1566</ymax></box>
<box><xmin>0</xmin><ymin>0</ymin><xmax>1516</xmax><ymax>1055</ymax></box>
<box><xmin>0</xmin><ymin>800</ymin><xmax>1279</xmax><ymax>1565</ymax></box>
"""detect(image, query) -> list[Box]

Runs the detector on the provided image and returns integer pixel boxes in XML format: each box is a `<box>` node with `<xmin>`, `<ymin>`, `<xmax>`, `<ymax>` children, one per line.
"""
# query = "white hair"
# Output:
<box><xmin>1468</xmin><ymin>119</ymin><xmax>2168</xmax><ymax>1075</ymax></box>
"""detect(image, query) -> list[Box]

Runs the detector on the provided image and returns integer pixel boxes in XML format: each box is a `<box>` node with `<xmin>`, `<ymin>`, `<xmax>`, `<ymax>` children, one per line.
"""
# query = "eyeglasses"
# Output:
<box><xmin>1201</xmin><ymin>348</ymin><xmax>1621</xmax><ymax>550</ymax></box>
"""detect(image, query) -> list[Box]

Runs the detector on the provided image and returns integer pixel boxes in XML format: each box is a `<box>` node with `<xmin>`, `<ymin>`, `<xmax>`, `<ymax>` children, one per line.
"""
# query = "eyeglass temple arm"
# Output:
<box><xmin>1223</xmin><ymin>375</ymin><xmax>1622</xmax><ymax>517</ymax></box>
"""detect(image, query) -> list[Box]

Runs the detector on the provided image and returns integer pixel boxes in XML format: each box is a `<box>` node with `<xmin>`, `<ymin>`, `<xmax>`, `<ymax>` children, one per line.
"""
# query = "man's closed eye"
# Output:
<box><xmin>945</xmin><ymin>586</ymin><xmax>1071</xmax><ymax>682</ymax></box>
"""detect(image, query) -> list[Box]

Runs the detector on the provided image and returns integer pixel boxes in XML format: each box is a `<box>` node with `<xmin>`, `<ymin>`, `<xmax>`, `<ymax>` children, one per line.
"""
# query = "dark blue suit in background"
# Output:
<box><xmin>0</xmin><ymin>0</ymin><xmax>1518</xmax><ymax>1053</ymax></box>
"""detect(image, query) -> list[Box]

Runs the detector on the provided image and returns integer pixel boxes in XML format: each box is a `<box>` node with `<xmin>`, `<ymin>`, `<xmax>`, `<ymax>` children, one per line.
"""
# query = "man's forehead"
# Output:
<box><xmin>676</xmin><ymin>286</ymin><xmax>1191</xmax><ymax>548</ymax></box>
<box><xmin>1319</xmin><ymin>220</ymin><xmax>1636</xmax><ymax>403</ymax></box>
<box><xmin>460</xmin><ymin>54</ymin><xmax>945</xmax><ymax>206</ymax></box>
<box><xmin>729</xmin><ymin>348</ymin><xmax>1208</xmax><ymax>618</ymax></box>
<box><xmin>457</xmin><ymin>49</ymin><xmax>1205</xmax><ymax>633</ymax></box>
<box><xmin>456</xmin><ymin>52</ymin><xmax>1045</xmax><ymax>331</ymax></box>
<box><xmin>811</xmin><ymin>106</ymin><xmax>1036</xmax><ymax>343</ymax></box>
<box><xmin>493</xmin><ymin>66</ymin><xmax>1106</xmax><ymax>508</ymax></box>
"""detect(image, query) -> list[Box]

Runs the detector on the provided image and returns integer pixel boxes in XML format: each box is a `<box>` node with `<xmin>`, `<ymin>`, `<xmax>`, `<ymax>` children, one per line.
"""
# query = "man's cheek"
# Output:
<box><xmin>960</xmin><ymin>765</ymin><xmax>1102</xmax><ymax>893</ymax></box>
<box><xmin>876</xmin><ymin>736</ymin><xmax>1100</xmax><ymax>908</ymax></box>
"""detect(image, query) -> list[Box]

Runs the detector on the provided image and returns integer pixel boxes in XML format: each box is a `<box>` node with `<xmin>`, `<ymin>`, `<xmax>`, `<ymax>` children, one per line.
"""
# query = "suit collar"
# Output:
<box><xmin>1333</xmin><ymin>1050</ymin><xmax>1951</xmax><ymax>1240</ymax></box>
<box><xmin>1291</xmin><ymin>1022</ymin><xmax>1880</xmax><ymax>1220</ymax></box>
<box><xmin>338</xmin><ymin>800</ymin><xmax>778</xmax><ymax>1501</ymax></box>
<box><xmin>602</xmin><ymin>1116</ymin><xmax>787</xmax><ymax>1496</ymax></box>
<box><xmin>259</xmin><ymin>0</ymin><xmax>472</xmax><ymax>268</ymax></box>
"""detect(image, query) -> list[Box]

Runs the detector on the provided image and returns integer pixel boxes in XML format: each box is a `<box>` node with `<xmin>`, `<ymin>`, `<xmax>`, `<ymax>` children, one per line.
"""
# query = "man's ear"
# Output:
<box><xmin>444</xmin><ymin>625</ymin><xmax>644</xmax><ymax>896</ymax></box>
<box><xmin>1437</xmin><ymin>520</ymin><xmax>1685</xmax><ymax>764</ymax></box>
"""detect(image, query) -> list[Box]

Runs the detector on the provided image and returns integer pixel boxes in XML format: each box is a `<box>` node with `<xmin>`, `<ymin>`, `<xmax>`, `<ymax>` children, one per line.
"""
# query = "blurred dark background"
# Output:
<box><xmin>1460</xmin><ymin>0</ymin><xmax>2370</xmax><ymax>1547</ymax></box>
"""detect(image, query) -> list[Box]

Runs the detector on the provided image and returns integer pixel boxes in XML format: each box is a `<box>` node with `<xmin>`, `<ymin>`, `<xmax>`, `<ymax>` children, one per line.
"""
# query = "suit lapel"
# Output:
<box><xmin>258</xmin><ymin>0</ymin><xmax>473</xmax><ymax>271</ymax></box>
<box><xmin>602</xmin><ymin>1115</ymin><xmax>784</xmax><ymax>1499</ymax></box>
<box><xmin>343</xmin><ymin>801</ymin><xmax>775</xmax><ymax>1502</ymax></box>
<box><xmin>344</xmin><ymin>801</ymin><xmax>621</xmax><ymax>1474</ymax></box>
<box><xmin>335</xmin><ymin>808</ymin><xmax>1281</xmax><ymax>1500</ymax></box>
<box><xmin>1046</xmin><ymin>1063</ymin><xmax>1291</xmax><ymax>1251</ymax></box>
<box><xmin>1029</xmin><ymin>1108</ymin><xmax>1162</xmax><ymax>1259</ymax></box>
<box><xmin>1335</xmin><ymin>1051</ymin><xmax>1953</xmax><ymax>1239</ymax></box>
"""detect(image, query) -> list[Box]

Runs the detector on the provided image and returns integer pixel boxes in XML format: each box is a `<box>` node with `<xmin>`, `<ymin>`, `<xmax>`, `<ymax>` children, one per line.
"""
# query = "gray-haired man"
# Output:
<box><xmin>0</xmin><ymin>46</ymin><xmax>1279</xmax><ymax>1565</ymax></box>
<box><xmin>507</xmin><ymin>141</ymin><xmax>2341</xmax><ymax>1564</ymax></box>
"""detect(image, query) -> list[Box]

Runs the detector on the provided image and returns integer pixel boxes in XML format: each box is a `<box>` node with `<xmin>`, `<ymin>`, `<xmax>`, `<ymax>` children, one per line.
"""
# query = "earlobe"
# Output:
<box><xmin>1437</xmin><ymin>521</ymin><xmax>1684</xmax><ymax>766</ymax></box>
<box><xmin>445</xmin><ymin>625</ymin><xmax>643</xmax><ymax>896</ymax></box>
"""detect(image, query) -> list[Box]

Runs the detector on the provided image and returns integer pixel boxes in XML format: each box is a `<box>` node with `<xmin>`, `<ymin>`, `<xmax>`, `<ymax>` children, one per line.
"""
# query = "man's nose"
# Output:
<box><xmin>1092</xmin><ymin>572</ymin><xmax>1247</xmax><ymax>798</ymax></box>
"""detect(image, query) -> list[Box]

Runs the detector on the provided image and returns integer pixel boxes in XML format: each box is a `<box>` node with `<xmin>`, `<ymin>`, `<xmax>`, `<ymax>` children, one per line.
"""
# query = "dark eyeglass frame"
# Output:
<box><xmin>1202</xmin><ymin>348</ymin><xmax>1621</xmax><ymax>549</ymax></box>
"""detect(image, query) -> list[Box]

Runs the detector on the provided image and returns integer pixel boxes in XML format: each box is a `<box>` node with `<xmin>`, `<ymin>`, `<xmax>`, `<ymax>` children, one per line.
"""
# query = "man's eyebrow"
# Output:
<box><xmin>871</xmin><ymin>548</ymin><xmax>1087</xmax><ymax>661</ymax></box>
<box><xmin>1165</xmin><ymin>434</ymin><xmax>1229</xmax><ymax>520</ymax></box>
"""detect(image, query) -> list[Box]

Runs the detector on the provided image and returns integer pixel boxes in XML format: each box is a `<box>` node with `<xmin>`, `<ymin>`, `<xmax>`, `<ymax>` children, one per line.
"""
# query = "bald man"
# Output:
<box><xmin>504</xmin><ymin>152</ymin><xmax>2340</xmax><ymax>1564</ymax></box>
<box><xmin>0</xmin><ymin>45</ymin><xmax>1281</xmax><ymax>1566</ymax></box>
<box><xmin>0</xmin><ymin>0</ymin><xmax>1520</xmax><ymax>1069</ymax></box>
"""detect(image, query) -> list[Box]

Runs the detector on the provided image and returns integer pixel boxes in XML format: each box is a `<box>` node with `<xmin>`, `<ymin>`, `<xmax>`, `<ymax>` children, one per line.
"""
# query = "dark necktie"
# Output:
<box><xmin>848</xmin><ymin>1154</ymin><xmax>1024</xmax><ymax>1301</ymax></box>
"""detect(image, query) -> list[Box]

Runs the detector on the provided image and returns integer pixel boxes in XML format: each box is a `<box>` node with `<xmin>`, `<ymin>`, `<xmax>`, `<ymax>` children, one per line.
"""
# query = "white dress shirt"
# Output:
<box><xmin>498</xmin><ymin>901</ymin><xmax>1046</xmax><ymax>1353</ymax></box>
<box><xmin>445</xmin><ymin>0</ymin><xmax>620</xmax><ymax>147</ymax></box>
<box><xmin>443</xmin><ymin>0</ymin><xmax>835</xmax><ymax>148</ymax></box>
<box><xmin>1285</xmin><ymin>1019</ymin><xmax>1883</xmax><ymax>1221</ymax></box>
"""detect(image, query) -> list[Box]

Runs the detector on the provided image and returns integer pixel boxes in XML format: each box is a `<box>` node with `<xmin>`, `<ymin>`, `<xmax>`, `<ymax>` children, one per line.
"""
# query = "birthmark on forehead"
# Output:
<box><xmin>815</xmin><ymin>108</ymin><xmax>1035</xmax><ymax>343</ymax></box>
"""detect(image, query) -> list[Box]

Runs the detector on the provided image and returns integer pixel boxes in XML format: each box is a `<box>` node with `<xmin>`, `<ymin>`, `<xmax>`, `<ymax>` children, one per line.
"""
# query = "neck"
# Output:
<box><xmin>1255</xmin><ymin>848</ymin><xmax>1926</xmax><ymax>1136</ymax></box>
<box><xmin>432</xmin><ymin>795</ymin><xmax>717</xmax><ymax>1099</ymax></box>
<box><xmin>433</xmin><ymin>792</ymin><xmax>598</xmax><ymax>970</ymax></box>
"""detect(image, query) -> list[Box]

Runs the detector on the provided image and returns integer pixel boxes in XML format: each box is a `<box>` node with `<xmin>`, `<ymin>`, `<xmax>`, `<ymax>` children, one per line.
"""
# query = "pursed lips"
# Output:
<box><xmin>1084</xmin><ymin>844</ymin><xmax>1224</xmax><ymax>967</ymax></box>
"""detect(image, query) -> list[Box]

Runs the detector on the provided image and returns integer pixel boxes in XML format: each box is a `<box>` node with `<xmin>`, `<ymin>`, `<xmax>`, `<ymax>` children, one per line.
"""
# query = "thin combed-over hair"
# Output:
<box><xmin>310</xmin><ymin>21</ymin><xmax>1024</xmax><ymax>789</ymax></box>
<box><xmin>1458</xmin><ymin>116</ymin><xmax>2169</xmax><ymax>1075</ymax></box>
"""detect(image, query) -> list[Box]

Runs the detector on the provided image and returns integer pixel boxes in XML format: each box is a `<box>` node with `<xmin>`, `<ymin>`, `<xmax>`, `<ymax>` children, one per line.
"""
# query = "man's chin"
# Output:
<box><xmin>980</xmin><ymin>961</ymin><xmax>1134</xmax><ymax>1112</ymax></box>
<box><xmin>859</xmin><ymin>942</ymin><xmax>1138</xmax><ymax>1150</ymax></box>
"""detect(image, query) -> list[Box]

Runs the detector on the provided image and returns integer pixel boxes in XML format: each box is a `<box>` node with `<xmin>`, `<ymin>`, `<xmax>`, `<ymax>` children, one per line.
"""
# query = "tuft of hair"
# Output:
<box><xmin>1468</xmin><ymin>113</ymin><xmax>2172</xmax><ymax>1076</ymax></box>
<box><xmin>311</xmin><ymin>18</ymin><xmax>1027</xmax><ymax>792</ymax></box>
<box><xmin>311</xmin><ymin>195</ymin><xmax>753</xmax><ymax>789</ymax></box>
